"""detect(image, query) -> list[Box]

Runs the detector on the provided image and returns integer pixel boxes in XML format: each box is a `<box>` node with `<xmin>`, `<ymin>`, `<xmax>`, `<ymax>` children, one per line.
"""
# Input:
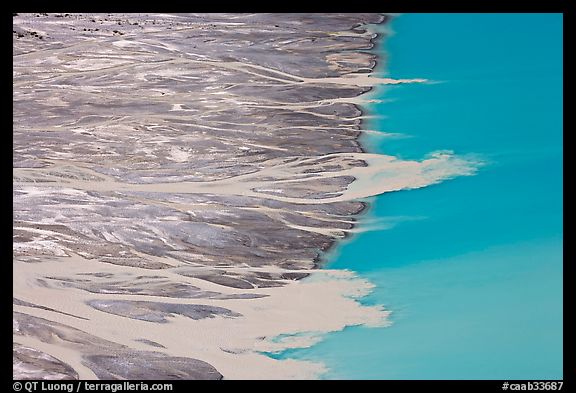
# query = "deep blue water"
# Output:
<box><xmin>274</xmin><ymin>14</ymin><xmax>563</xmax><ymax>379</ymax></box>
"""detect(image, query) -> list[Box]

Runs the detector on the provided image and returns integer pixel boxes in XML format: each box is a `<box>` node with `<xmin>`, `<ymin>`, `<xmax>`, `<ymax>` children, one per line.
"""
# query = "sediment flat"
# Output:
<box><xmin>13</xmin><ymin>13</ymin><xmax>473</xmax><ymax>379</ymax></box>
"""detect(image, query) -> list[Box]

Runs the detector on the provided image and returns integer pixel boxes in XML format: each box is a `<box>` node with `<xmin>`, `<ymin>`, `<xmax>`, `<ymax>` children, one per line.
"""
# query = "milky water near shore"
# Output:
<box><xmin>274</xmin><ymin>13</ymin><xmax>563</xmax><ymax>379</ymax></box>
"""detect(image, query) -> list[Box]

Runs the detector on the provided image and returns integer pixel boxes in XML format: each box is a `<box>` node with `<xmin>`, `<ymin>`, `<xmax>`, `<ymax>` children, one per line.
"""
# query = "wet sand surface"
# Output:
<box><xmin>13</xmin><ymin>13</ymin><xmax>471</xmax><ymax>379</ymax></box>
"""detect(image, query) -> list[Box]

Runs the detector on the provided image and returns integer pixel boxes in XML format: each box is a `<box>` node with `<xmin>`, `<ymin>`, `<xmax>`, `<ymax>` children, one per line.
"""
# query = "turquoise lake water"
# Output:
<box><xmin>275</xmin><ymin>14</ymin><xmax>563</xmax><ymax>379</ymax></box>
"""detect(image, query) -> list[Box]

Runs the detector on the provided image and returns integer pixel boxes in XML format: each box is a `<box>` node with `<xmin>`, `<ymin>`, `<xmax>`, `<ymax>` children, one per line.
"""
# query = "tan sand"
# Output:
<box><xmin>13</xmin><ymin>150</ymin><xmax>481</xmax><ymax>206</ymax></box>
<box><xmin>14</xmin><ymin>253</ymin><xmax>387</xmax><ymax>379</ymax></box>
